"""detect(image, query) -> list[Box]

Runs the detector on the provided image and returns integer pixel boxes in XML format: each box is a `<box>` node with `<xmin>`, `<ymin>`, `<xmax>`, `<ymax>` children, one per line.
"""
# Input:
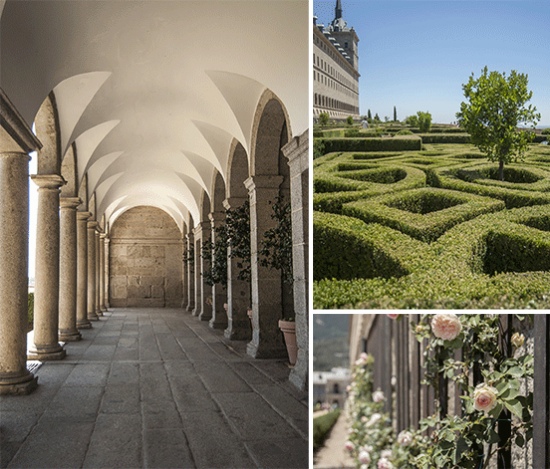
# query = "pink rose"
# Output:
<box><xmin>431</xmin><ymin>314</ymin><xmax>462</xmax><ymax>341</ymax></box>
<box><xmin>381</xmin><ymin>450</ymin><xmax>392</xmax><ymax>459</ymax></box>
<box><xmin>366</xmin><ymin>413</ymin><xmax>382</xmax><ymax>427</ymax></box>
<box><xmin>345</xmin><ymin>440</ymin><xmax>354</xmax><ymax>451</ymax></box>
<box><xmin>387</xmin><ymin>314</ymin><xmax>399</xmax><ymax>319</ymax></box>
<box><xmin>372</xmin><ymin>390</ymin><xmax>385</xmax><ymax>403</ymax></box>
<box><xmin>397</xmin><ymin>430</ymin><xmax>413</xmax><ymax>446</ymax></box>
<box><xmin>378</xmin><ymin>457</ymin><xmax>394</xmax><ymax>469</ymax></box>
<box><xmin>358</xmin><ymin>450</ymin><xmax>371</xmax><ymax>464</ymax></box>
<box><xmin>473</xmin><ymin>384</ymin><xmax>498</xmax><ymax>413</ymax></box>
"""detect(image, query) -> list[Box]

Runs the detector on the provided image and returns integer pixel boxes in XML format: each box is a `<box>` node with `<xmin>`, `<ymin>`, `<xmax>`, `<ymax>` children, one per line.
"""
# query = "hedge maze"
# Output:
<box><xmin>313</xmin><ymin>130</ymin><xmax>550</xmax><ymax>309</ymax></box>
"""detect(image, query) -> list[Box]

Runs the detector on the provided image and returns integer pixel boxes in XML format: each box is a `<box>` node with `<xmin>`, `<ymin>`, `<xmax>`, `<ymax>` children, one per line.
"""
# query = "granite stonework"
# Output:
<box><xmin>109</xmin><ymin>206</ymin><xmax>183</xmax><ymax>308</ymax></box>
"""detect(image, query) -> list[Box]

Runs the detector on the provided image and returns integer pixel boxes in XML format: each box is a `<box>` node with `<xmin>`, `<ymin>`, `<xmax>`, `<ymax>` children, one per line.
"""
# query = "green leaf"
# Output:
<box><xmin>506</xmin><ymin>366</ymin><xmax>523</xmax><ymax>378</ymax></box>
<box><xmin>504</xmin><ymin>398</ymin><xmax>523</xmax><ymax>418</ymax></box>
<box><xmin>454</xmin><ymin>436</ymin><xmax>471</xmax><ymax>464</ymax></box>
<box><xmin>516</xmin><ymin>433</ymin><xmax>525</xmax><ymax>447</ymax></box>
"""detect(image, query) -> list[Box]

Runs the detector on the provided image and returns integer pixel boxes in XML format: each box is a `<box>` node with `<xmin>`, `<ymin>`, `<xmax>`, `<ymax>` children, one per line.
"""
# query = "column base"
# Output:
<box><xmin>59</xmin><ymin>329</ymin><xmax>82</xmax><ymax>342</ymax></box>
<box><xmin>27</xmin><ymin>344</ymin><xmax>66</xmax><ymax>361</ymax></box>
<box><xmin>192</xmin><ymin>307</ymin><xmax>200</xmax><ymax>317</ymax></box>
<box><xmin>209</xmin><ymin>317</ymin><xmax>227</xmax><ymax>329</ymax></box>
<box><xmin>199</xmin><ymin>311</ymin><xmax>212</xmax><ymax>322</ymax></box>
<box><xmin>186</xmin><ymin>303</ymin><xmax>195</xmax><ymax>313</ymax></box>
<box><xmin>224</xmin><ymin>319</ymin><xmax>252</xmax><ymax>340</ymax></box>
<box><xmin>289</xmin><ymin>349</ymin><xmax>308</xmax><ymax>390</ymax></box>
<box><xmin>88</xmin><ymin>312</ymin><xmax>99</xmax><ymax>321</ymax></box>
<box><xmin>77</xmin><ymin>319</ymin><xmax>93</xmax><ymax>329</ymax></box>
<box><xmin>0</xmin><ymin>371</ymin><xmax>38</xmax><ymax>396</ymax></box>
<box><xmin>100</xmin><ymin>305</ymin><xmax>107</xmax><ymax>312</ymax></box>
<box><xmin>246</xmin><ymin>340</ymin><xmax>287</xmax><ymax>360</ymax></box>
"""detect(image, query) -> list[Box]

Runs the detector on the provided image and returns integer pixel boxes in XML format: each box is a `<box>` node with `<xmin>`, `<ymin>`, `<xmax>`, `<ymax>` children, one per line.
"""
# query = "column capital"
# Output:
<box><xmin>77</xmin><ymin>211</ymin><xmax>91</xmax><ymax>221</ymax></box>
<box><xmin>60</xmin><ymin>196</ymin><xmax>82</xmax><ymax>210</ymax></box>
<box><xmin>244</xmin><ymin>175</ymin><xmax>284</xmax><ymax>193</ymax></box>
<box><xmin>100</xmin><ymin>232</ymin><xmax>108</xmax><ymax>239</ymax></box>
<box><xmin>223</xmin><ymin>197</ymin><xmax>247</xmax><ymax>210</ymax></box>
<box><xmin>87</xmin><ymin>220</ymin><xmax>99</xmax><ymax>229</ymax></box>
<box><xmin>282</xmin><ymin>129</ymin><xmax>308</xmax><ymax>166</ymax></box>
<box><xmin>30</xmin><ymin>174</ymin><xmax>66</xmax><ymax>190</ymax></box>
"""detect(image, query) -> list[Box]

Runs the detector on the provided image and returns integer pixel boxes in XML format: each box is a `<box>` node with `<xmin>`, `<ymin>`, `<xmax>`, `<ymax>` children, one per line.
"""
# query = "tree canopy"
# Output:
<box><xmin>456</xmin><ymin>67</ymin><xmax>540</xmax><ymax>180</ymax></box>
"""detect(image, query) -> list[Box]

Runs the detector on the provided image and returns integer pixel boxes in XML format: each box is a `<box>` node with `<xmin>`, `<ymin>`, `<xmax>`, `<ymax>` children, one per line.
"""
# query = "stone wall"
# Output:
<box><xmin>109</xmin><ymin>206</ymin><xmax>183</xmax><ymax>308</ymax></box>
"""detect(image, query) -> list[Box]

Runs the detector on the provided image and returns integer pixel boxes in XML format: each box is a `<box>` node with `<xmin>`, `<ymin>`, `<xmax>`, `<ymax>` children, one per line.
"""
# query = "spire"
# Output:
<box><xmin>335</xmin><ymin>0</ymin><xmax>342</xmax><ymax>20</ymax></box>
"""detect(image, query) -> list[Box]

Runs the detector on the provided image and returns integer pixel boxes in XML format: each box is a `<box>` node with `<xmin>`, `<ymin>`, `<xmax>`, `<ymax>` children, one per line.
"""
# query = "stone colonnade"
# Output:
<box><xmin>180</xmin><ymin>129</ymin><xmax>309</xmax><ymax>390</ymax></box>
<box><xmin>0</xmin><ymin>90</ymin><xmax>113</xmax><ymax>394</ymax></box>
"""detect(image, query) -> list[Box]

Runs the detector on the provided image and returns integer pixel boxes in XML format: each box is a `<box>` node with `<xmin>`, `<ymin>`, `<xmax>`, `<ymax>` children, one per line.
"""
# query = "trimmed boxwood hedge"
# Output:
<box><xmin>419</xmin><ymin>133</ymin><xmax>471</xmax><ymax>144</ymax></box>
<box><xmin>318</xmin><ymin>136</ymin><xmax>422</xmax><ymax>153</ymax></box>
<box><xmin>313</xmin><ymin>409</ymin><xmax>342</xmax><ymax>452</ymax></box>
<box><xmin>313</xmin><ymin>205</ymin><xmax>550</xmax><ymax>309</ymax></box>
<box><xmin>313</xmin><ymin>212</ymin><xmax>430</xmax><ymax>280</ymax></box>
<box><xmin>343</xmin><ymin>188</ymin><xmax>505</xmax><ymax>242</ymax></box>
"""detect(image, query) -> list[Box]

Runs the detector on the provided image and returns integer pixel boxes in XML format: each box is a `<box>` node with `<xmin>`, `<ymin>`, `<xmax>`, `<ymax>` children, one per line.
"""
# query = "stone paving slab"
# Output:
<box><xmin>0</xmin><ymin>308</ymin><xmax>308</xmax><ymax>469</ymax></box>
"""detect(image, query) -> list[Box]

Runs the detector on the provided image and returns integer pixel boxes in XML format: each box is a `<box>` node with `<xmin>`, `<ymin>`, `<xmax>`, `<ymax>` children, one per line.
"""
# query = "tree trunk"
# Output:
<box><xmin>499</xmin><ymin>160</ymin><xmax>504</xmax><ymax>181</ymax></box>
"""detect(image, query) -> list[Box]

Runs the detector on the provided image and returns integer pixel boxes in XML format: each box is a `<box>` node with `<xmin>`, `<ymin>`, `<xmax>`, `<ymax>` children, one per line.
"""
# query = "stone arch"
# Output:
<box><xmin>60</xmin><ymin>143</ymin><xmax>78</xmax><ymax>198</ymax></box>
<box><xmin>34</xmin><ymin>92</ymin><xmax>62</xmax><ymax>176</ymax></box>
<box><xmin>249</xmin><ymin>89</ymin><xmax>291</xmax><ymax>177</ymax></box>
<box><xmin>226</xmin><ymin>139</ymin><xmax>249</xmax><ymax>200</ymax></box>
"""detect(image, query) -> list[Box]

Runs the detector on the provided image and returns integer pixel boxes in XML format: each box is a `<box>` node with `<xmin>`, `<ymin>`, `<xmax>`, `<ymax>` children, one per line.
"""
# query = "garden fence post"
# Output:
<box><xmin>533</xmin><ymin>314</ymin><xmax>549</xmax><ymax>469</ymax></box>
<box><xmin>497</xmin><ymin>315</ymin><xmax>512</xmax><ymax>469</ymax></box>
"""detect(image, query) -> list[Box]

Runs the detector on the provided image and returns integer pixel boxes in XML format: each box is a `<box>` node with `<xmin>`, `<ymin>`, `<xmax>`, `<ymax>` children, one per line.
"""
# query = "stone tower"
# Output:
<box><xmin>328</xmin><ymin>0</ymin><xmax>359</xmax><ymax>71</ymax></box>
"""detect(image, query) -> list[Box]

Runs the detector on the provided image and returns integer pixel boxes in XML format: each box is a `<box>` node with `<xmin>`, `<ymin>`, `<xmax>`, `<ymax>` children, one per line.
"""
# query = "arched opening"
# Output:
<box><xmin>109</xmin><ymin>206</ymin><xmax>183</xmax><ymax>308</ymax></box>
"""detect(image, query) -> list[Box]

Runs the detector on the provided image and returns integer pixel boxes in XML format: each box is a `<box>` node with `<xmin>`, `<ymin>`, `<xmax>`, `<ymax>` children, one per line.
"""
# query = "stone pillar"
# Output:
<box><xmin>28</xmin><ymin>174</ymin><xmax>66</xmax><ymax>361</ymax></box>
<box><xmin>104</xmin><ymin>236</ymin><xmax>110</xmax><ymax>309</ymax></box>
<box><xmin>208</xmin><ymin>212</ymin><xmax>227</xmax><ymax>329</ymax></box>
<box><xmin>94</xmin><ymin>230</ymin><xmax>101</xmax><ymax>316</ymax></box>
<box><xmin>58</xmin><ymin>197</ymin><xmax>82</xmax><ymax>342</ymax></box>
<box><xmin>76</xmin><ymin>211</ymin><xmax>92</xmax><ymax>329</ymax></box>
<box><xmin>196</xmin><ymin>221</ymin><xmax>212</xmax><ymax>322</ymax></box>
<box><xmin>181</xmin><ymin>232</ymin><xmax>188</xmax><ymax>309</ymax></box>
<box><xmin>245</xmin><ymin>176</ymin><xmax>286</xmax><ymax>359</ymax></box>
<box><xmin>87</xmin><ymin>221</ymin><xmax>99</xmax><ymax>321</ymax></box>
<box><xmin>222</xmin><ymin>197</ymin><xmax>251</xmax><ymax>341</ymax></box>
<box><xmin>283</xmin><ymin>130</ymin><xmax>309</xmax><ymax>390</ymax></box>
<box><xmin>99</xmin><ymin>233</ymin><xmax>106</xmax><ymax>312</ymax></box>
<box><xmin>185</xmin><ymin>232</ymin><xmax>195</xmax><ymax>312</ymax></box>
<box><xmin>0</xmin><ymin>151</ymin><xmax>38</xmax><ymax>394</ymax></box>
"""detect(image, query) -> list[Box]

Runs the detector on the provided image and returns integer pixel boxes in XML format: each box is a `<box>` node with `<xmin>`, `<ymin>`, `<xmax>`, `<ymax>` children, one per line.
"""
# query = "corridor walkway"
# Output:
<box><xmin>0</xmin><ymin>309</ymin><xmax>308</xmax><ymax>469</ymax></box>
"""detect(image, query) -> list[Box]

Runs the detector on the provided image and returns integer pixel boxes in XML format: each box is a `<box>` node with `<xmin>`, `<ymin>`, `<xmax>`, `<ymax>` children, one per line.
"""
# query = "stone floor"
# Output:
<box><xmin>0</xmin><ymin>308</ymin><xmax>309</xmax><ymax>469</ymax></box>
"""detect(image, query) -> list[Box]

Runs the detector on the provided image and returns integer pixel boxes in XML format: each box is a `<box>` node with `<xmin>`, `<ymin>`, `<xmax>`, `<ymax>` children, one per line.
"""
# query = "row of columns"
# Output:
<box><xmin>0</xmin><ymin>90</ymin><xmax>111</xmax><ymax>394</ymax></box>
<box><xmin>181</xmin><ymin>130</ymin><xmax>309</xmax><ymax>389</ymax></box>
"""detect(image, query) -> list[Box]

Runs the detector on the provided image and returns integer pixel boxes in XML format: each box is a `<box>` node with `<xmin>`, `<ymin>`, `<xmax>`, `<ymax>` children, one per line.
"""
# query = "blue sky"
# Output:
<box><xmin>314</xmin><ymin>1</ymin><xmax>550</xmax><ymax>126</ymax></box>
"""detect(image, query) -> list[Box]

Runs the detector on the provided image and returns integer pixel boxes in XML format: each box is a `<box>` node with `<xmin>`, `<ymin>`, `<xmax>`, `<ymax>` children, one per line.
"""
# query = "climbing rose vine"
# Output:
<box><xmin>347</xmin><ymin>314</ymin><xmax>534</xmax><ymax>469</ymax></box>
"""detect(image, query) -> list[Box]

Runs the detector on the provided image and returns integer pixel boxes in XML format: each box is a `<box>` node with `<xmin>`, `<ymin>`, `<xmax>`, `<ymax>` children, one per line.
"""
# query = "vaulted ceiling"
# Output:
<box><xmin>0</xmin><ymin>0</ymin><xmax>308</xmax><ymax>230</ymax></box>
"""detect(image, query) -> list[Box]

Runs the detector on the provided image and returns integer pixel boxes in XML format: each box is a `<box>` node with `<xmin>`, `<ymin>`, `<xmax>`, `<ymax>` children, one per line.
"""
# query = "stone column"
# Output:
<box><xmin>58</xmin><ymin>197</ymin><xmax>82</xmax><ymax>342</ymax></box>
<box><xmin>208</xmin><ymin>212</ymin><xmax>228</xmax><ymax>329</ymax></box>
<box><xmin>194</xmin><ymin>221</ymin><xmax>212</xmax><ymax>322</ymax></box>
<box><xmin>28</xmin><ymin>174</ymin><xmax>66</xmax><ymax>361</ymax></box>
<box><xmin>283</xmin><ymin>130</ymin><xmax>309</xmax><ymax>390</ymax></box>
<box><xmin>87</xmin><ymin>221</ymin><xmax>99</xmax><ymax>321</ymax></box>
<box><xmin>185</xmin><ymin>232</ymin><xmax>195</xmax><ymax>312</ymax></box>
<box><xmin>99</xmin><ymin>233</ymin><xmax>106</xmax><ymax>312</ymax></box>
<box><xmin>181</xmin><ymin>232</ymin><xmax>188</xmax><ymax>309</ymax></box>
<box><xmin>104</xmin><ymin>236</ymin><xmax>110</xmax><ymax>309</ymax></box>
<box><xmin>76</xmin><ymin>211</ymin><xmax>92</xmax><ymax>329</ymax></box>
<box><xmin>94</xmin><ymin>230</ymin><xmax>101</xmax><ymax>316</ymax></box>
<box><xmin>0</xmin><ymin>151</ymin><xmax>38</xmax><ymax>394</ymax></box>
<box><xmin>245</xmin><ymin>176</ymin><xmax>287</xmax><ymax>359</ymax></box>
<box><xmin>222</xmin><ymin>197</ymin><xmax>251</xmax><ymax>341</ymax></box>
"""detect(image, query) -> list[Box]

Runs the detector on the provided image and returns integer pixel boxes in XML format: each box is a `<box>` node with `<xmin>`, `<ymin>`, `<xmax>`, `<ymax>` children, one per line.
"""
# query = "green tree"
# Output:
<box><xmin>318</xmin><ymin>112</ymin><xmax>329</xmax><ymax>127</ymax></box>
<box><xmin>346</xmin><ymin>115</ymin><xmax>353</xmax><ymax>126</ymax></box>
<box><xmin>456</xmin><ymin>66</ymin><xmax>540</xmax><ymax>181</ymax></box>
<box><xmin>367</xmin><ymin>109</ymin><xmax>372</xmax><ymax>121</ymax></box>
<box><xmin>393</xmin><ymin>106</ymin><xmax>397</xmax><ymax>122</ymax></box>
<box><xmin>417</xmin><ymin>111</ymin><xmax>432</xmax><ymax>132</ymax></box>
<box><xmin>374</xmin><ymin>113</ymin><xmax>380</xmax><ymax>122</ymax></box>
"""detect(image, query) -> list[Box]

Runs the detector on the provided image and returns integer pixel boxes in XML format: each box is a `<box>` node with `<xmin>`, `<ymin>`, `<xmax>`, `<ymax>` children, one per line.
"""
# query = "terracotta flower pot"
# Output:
<box><xmin>278</xmin><ymin>319</ymin><xmax>297</xmax><ymax>366</ymax></box>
